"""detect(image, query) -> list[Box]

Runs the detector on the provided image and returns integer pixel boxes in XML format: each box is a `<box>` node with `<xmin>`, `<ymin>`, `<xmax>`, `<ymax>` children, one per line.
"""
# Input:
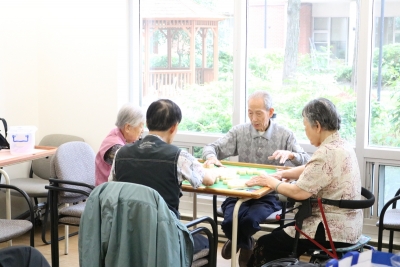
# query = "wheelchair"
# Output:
<box><xmin>261</xmin><ymin>187</ymin><xmax>375</xmax><ymax>267</ymax></box>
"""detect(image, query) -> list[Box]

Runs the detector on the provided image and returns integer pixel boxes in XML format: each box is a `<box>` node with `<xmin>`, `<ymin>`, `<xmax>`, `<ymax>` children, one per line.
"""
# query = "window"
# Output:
<box><xmin>246</xmin><ymin>1</ymin><xmax>357</xmax><ymax>144</ymax></box>
<box><xmin>369</xmin><ymin>163</ymin><xmax>400</xmax><ymax>215</ymax></box>
<box><xmin>370</xmin><ymin>1</ymin><xmax>400</xmax><ymax>148</ymax></box>
<box><xmin>395</xmin><ymin>17</ymin><xmax>400</xmax><ymax>43</ymax></box>
<box><xmin>139</xmin><ymin>0</ymin><xmax>234</xmax><ymax>134</ymax></box>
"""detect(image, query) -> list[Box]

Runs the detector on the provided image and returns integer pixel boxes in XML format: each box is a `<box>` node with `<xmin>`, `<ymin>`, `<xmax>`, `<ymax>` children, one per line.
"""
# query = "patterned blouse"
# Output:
<box><xmin>284</xmin><ymin>132</ymin><xmax>363</xmax><ymax>244</ymax></box>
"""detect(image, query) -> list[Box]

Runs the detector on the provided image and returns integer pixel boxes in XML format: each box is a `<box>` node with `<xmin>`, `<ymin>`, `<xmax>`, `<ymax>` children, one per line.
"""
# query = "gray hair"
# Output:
<box><xmin>248</xmin><ymin>91</ymin><xmax>273</xmax><ymax>110</ymax></box>
<box><xmin>115</xmin><ymin>103</ymin><xmax>145</xmax><ymax>129</ymax></box>
<box><xmin>302</xmin><ymin>98</ymin><xmax>341</xmax><ymax>131</ymax></box>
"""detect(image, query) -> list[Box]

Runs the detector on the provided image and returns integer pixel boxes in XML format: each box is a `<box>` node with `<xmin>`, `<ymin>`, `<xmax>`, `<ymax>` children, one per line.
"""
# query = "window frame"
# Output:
<box><xmin>132</xmin><ymin>0</ymin><xmax>400</xmax><ymax>233</ymax></box>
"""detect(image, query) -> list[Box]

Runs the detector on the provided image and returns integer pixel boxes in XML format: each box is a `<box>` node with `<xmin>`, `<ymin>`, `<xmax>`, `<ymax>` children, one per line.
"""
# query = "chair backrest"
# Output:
<box><xmin>50</xmin><ymin>141</ymin><xmax>95</xmax><ymax>203</ymax></box>
<box><xmin>79</xmin><ymin>182</ymin><xmax>193</xmax><ymax>267</ymax></box>
<box><xmin>32</xmin><ymin>134</ymin><xmax>85</xmax><ymax>179</ymax></box>
<box><xmin>0</xmin><ymin>245</ymin><xmax>50</xmax><ymax>267</ymax></box>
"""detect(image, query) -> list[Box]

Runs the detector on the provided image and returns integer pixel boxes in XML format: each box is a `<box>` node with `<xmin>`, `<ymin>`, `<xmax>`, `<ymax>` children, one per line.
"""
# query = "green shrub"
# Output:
<box><xmin>177</xmin><ymin>48</ymin><xmax>400</xmax><ymax>147</ymax></box>
<box><xmin>334</xmin><ymin>65</ymin><xmax>353</xmax><ymax>82</ymax></box>
<box><xmin>372</xmin><ymin>44</ymin><xmax>400</xmax><ymax>86</ymax></box>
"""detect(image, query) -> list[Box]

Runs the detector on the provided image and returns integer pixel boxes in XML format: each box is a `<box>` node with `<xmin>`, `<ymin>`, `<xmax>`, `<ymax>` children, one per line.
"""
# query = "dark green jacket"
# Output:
<box><xmin>79</xmin><ymin>182</ymin><xmax>194</xmax><ymax>267</ymax></box>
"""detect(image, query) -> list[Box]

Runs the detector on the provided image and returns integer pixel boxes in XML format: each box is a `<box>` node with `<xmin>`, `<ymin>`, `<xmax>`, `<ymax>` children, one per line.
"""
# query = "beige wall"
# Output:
<box><xmin>0</xmin><ymin>0</ymin><xmax>131</xmax><ymax>217</ymax></box>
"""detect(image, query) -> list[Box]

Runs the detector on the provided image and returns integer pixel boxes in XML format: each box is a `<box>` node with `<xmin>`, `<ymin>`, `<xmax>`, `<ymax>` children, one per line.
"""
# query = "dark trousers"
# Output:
<box><xmin>247</xmin><ymin>222</ymin><xmax>351</xmax><ymax>267</ymax></box>
<box><xmin>221</xmin><ymin>194</ymin><xmax>282</xmax><ymax>250</ymax></box>
<box><xmin>193</xmin><ymin>233</ymin><xmax>209</xmax><ymax>254</ymax></box>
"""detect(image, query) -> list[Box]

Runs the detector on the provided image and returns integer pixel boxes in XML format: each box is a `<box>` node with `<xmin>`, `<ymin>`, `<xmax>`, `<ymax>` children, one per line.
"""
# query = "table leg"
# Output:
<box><xmin>193</xmin><ymin>192</ymin><xmax>197</xmax><ymax>220</ymax></box>
<box><xmin>0</xmin><ymin>169</ymin><xmax>12</xmax><ymax>246</ymax></box>
<box><xmin>231</xmin><ymin>198</ymin><xmax>250</xmax><ymax>267</ymax></box>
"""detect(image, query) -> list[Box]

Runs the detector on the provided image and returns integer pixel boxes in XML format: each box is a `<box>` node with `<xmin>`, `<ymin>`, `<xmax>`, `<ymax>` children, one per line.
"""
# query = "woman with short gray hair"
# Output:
<box><xmin>95</xmin><ymin>103</ymin><xmax>145</xmax><ymax>186</ymax></box>
<box><xmin>302</xmin><ymin>98</ymin><xmax>341</xmax><ymax>132</ymax></box>
<box><xmin>246</xmin><ymin>98</ymin><xmax>362</xmax><ymax>266</ymax></box>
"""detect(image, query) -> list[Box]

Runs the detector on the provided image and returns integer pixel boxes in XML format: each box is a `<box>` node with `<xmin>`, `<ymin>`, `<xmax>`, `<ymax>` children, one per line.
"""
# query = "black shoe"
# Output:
<box><xmin>221</xmin><ymin>240</ymin><xmax>240</xmax><ymax>260</ymax></box>
<box><xmin>238</xmin><ymin>237</ymin><xmax>255</xmax><ymax>267</ymax></box>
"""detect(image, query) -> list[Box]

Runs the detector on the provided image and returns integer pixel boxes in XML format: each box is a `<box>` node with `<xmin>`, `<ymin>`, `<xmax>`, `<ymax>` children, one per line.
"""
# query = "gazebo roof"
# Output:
<box><xmin>141</xmin><ymin>0</ymin><xmax>226</xmax><ymax>21</ymax></box>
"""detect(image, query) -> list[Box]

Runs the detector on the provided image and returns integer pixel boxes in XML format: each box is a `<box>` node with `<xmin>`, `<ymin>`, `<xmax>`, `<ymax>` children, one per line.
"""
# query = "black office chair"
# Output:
<box><xmin>261</xmin><ymin>187</ymin><xmax>375</xmax><ymax>266</ymax></box>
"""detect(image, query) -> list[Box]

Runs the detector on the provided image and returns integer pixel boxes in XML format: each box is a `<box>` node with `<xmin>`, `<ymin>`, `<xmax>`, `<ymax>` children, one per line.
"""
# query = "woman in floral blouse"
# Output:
<box><xmin>245</xmin><ymin>98</ymin><xmax>362</xmax><ymax>266</ymax></box>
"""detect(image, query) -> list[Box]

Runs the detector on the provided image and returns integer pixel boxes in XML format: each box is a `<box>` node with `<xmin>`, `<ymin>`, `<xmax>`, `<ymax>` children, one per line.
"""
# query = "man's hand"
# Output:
<box><xmin>202</xmin><ymin>168</ymin><xmax>220</xmax><ymax>186</ymax></box>
<box><xmin>268</xmin><ymin>150</ymin><xmax>294</xmax><ymax>164</ymax></box>
<box><xmin>203</xmin><ymin>156</ymin><xmax>224</xmax><ymax>168</ymax></box>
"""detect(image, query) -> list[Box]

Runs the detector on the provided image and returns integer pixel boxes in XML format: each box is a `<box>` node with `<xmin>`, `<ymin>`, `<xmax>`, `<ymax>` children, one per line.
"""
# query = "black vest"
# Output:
<box><xmin>115</xmin><ymin>135</ymin><xmax>182</xmax><ymax>217</ymax></box>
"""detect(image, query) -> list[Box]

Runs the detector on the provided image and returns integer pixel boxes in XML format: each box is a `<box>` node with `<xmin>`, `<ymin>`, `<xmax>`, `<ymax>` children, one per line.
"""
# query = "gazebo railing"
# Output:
<box><xmin>143</xmin><ymin>68</ymin><xmax>216</xmax><ymax>97</ymax></box>
<box><xmin>144</xmin><ymin>69</ymin><xmax>191</xmax><ymax>96</ymax></box>
<box><xmin>195</xmin><ymin>68</ymin><xmax>214</xmax><ymax>85</ymax></box>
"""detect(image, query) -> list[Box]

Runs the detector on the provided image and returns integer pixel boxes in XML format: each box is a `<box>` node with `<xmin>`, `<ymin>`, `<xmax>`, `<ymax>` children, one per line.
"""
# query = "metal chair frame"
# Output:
<box><xmin>377</xmin><ymin>188</ymin><xmax>400</xmax><ymax>252</ymax></box>
<box><xmin>0</xmin><ymin>184</ymin><xmax>35</xmax><ymax>247</ymax></box>
<box><xmin>45</xmin><ymin>178</ymin><xmax>94</xmax><ymax>267</ymax></box>
<box><xmin>261</xmin><ymin>187</ymin><xmax>375</xmax><ymax>266</ymax></box>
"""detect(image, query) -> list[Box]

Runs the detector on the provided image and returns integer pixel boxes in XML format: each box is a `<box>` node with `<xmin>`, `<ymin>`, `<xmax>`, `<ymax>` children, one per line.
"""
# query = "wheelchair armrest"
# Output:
<box><xmin>299</xmin><ymin>187</ymin><xmax>375</xmax><ymax>210</ymax></box>
<box><xmin>336</xmin><ymin>187</ymin><xmax>375</xmax><ymax>209</ymax></box>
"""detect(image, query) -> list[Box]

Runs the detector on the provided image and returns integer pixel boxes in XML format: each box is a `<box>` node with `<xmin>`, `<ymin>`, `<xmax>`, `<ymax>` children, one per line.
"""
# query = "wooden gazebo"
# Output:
<box><xmin>141</xmin><ymin>0</ymin><xmax>226</xmax><ymax>96</ymax></box>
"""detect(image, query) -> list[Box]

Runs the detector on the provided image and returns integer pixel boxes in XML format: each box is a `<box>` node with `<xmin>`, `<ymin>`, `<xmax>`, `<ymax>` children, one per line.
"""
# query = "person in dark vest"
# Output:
<box><xmin>112</xmin><ymin>99</ymin><xmax>218</xmax><ymax>253</ymax></box>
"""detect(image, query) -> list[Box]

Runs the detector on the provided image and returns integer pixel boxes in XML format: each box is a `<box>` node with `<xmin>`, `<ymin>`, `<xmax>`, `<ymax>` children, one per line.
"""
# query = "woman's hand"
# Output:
<box><xmin>270</xmin><ymin>169</ymin><xmax>285</xmax><ymax>180</ymax></box>
<box><xmin>246</xmin><ymin>174</ymin><xmax>277</xmax><ymax>187</ymax></box>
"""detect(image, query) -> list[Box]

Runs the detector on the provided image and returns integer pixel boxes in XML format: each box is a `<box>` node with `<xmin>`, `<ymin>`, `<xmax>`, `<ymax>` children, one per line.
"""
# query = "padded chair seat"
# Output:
<box><xmin>216</xmin><ymin>207</ymin><xmax>282</xmax><ymax>223</ymax></box>
<box><xmin>376</xmin><ymin>209</ymin><xmax>400</xmax><ymax>229</ymax></box>
<box><xmin>9</xmin><ymin>178</ymin><xmax>49</xmax><ymax>197</ymax></box>
<box><xmin>192</xmin><ymin>249</ymin><xmax>209</xmax><ymax>267</ymax></box>
<box><xmin>58</xmin><ymin>202</ymin><xmax>87</xmax><ymax>225</ymax></box>
<box><xmin>0</xmin><ymin>219</ymin><xmax>32</xmax><ymax>243</ymax></box>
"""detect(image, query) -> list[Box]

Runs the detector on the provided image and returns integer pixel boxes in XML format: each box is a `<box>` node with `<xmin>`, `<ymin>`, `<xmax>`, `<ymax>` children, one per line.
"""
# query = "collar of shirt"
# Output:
<box><xmin>249</xmin><ymin>120</ymin><xmax>275</xmax><ymax>140</ymax></box>
<box><xmin>320</xmin><ymin>131</ymin><xmax>340</xmax><ymax>146</ymax></box>
<box><xmin>144</xmin><ymin>134</ymin><xmax>164</xmax><ymax>142</ymax></box>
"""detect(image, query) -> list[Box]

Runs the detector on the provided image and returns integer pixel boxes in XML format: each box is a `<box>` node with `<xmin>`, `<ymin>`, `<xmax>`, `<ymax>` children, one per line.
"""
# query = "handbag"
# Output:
<box><xmin>0</xmin><ymin>118</ymin><xmax>10</xmax><ymax>150</ymax></box>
